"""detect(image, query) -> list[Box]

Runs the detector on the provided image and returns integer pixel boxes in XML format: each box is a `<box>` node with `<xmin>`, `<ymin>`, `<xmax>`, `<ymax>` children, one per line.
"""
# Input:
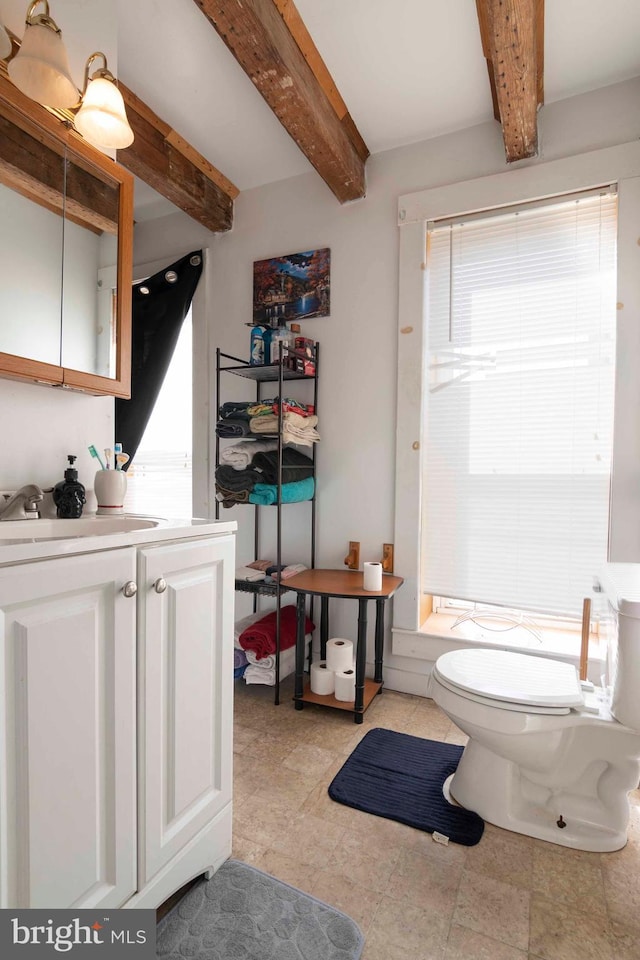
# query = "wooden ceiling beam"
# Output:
<box><xmin>192</xmin><ymin>0</ymin><xmax>368</xmax><ymax>203</ymax></box>
<box><xmin>117</xmin><ymin>83</ymin><xmax>238</xmax><ymax>233</ymax></box>
<box><xmin>0</xmin><ymin>76</ymin><xmax>118</xmax><ymax>234</ymax></box>
<box><xmin>476</xmin><ymin>0</ymin><xmax>544</xmax><ymax>163</ymax></box>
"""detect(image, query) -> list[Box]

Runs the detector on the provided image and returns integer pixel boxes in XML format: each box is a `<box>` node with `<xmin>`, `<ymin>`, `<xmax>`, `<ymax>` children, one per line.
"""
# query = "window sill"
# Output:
<box><xmin>392</xmin><ymin>611</ymin><xmax>605</xmax><ymax>676</ymax></box>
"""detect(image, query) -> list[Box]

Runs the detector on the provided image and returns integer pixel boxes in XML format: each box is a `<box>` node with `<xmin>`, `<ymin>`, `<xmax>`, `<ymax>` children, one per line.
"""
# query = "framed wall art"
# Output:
<box><xmin>253</xmin><ymin>248</ymin><xmax>330</xmax><ymax>323</ymax></box>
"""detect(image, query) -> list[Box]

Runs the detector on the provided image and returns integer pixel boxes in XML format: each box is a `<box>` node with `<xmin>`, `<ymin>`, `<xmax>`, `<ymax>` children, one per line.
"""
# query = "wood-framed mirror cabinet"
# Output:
<box><xmin>0</xmin><ymin>69</ymin><xmax>133</xmax><ymax>398</ymax></box>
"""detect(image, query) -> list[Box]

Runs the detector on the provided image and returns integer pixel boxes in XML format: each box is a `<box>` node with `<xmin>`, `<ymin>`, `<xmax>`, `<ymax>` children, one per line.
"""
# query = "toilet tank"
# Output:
<box><xmin>597</xmin><ymin>563</ymin><xmax>640</xmax><ymax>731</ymax></box>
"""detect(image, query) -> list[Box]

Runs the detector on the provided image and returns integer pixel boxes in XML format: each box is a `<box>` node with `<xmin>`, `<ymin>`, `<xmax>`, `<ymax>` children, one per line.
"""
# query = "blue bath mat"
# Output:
<box><xmin>328</xmin><ymin>727</ymin><xmax>484</xmax><ymax>845</ymax></box>
<box><xmin>156</xmin><ymin>859</ymin><xmax>364</xmax><ymax>959</ymax></box>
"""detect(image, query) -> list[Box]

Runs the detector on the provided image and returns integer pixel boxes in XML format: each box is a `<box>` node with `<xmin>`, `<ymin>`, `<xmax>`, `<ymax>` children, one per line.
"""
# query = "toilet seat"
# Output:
<box><xmin>432</xmin><ymin>648</ymin><xmax>584</xmax><ymax>715</ymax></box>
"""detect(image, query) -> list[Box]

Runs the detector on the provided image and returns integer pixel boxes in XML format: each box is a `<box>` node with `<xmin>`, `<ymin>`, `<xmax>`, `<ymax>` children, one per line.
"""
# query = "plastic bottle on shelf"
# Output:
<box><xmin>262</xmin><ymin>322</ymin><xmax>275</xmax><ymax>364</ymax></box>
<box><xmin>250</xmin><ymin>323</ymin><xmax>265</xmax><ymax>365</ymax></box>
<box><xmin>270</xmin><ymin>320</ymin><xmax>292</xmax><ymax>363</ymax></box>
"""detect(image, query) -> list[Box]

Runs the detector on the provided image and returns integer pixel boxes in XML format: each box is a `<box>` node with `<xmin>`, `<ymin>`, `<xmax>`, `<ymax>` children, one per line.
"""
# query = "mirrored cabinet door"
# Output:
<box><xmin>0</xmin><ymin>104</ymin><xmax>64</xmax><ymax>370</ymax></box>
<box><xmin>61</xmin><ymin>153</ymin><xmax>120</xmax><ymax>379</ymax></box>
<box><xmin>0</xmin><ymin>71</ymin><xmax>133</xmax><ymax>397</ymax></box>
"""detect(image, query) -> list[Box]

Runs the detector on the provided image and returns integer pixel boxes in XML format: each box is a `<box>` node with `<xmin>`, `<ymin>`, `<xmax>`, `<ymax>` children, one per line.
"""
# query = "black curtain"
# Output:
<box><xmin>116</xmin><ymin>250</ymin><xmax>203</xmax><ymax>469</ymax></box>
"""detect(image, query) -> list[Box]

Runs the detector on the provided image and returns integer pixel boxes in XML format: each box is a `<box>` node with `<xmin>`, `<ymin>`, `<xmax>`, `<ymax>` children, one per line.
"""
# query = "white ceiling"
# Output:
<box><xmin>117</xmin><ymin>0</ymin><xmax>640</xmax><ymax>215</ymax></box>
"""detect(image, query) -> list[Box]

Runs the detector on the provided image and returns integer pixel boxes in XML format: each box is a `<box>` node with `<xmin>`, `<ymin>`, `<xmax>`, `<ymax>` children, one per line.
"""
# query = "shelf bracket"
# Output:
<box><xmin>344</xmin><ymin>541</ymin><xmax>360</xmax><ymax>570</ymax></box>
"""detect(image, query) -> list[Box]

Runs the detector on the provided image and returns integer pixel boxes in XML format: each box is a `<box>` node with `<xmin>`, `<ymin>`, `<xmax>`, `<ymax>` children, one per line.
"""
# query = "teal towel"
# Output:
<box><xmin>249</xmin><ymin>477</ymin><xmax>315</xmax><ymax>505</ymax></box>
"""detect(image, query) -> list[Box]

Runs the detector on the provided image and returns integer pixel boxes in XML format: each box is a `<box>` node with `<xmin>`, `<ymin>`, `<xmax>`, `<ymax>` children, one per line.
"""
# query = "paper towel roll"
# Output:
<box><xmin>310</xmin><ymin>660</ymin><xmax>335</xmax><ymax>696</ymax></box>
<box><xmin>326</xmin><ymin>638</ymin><xmax>354</xmax><ymax>673</ymax></box>
<box><xmin>363</xmin><ymin>561</ymin><xmax>383</xmax><ymax>591</ymax></box>
<box><xmin>335</xmin><ymin>667</ymin><xmax>356</xmax><ymax>702</ymax></box>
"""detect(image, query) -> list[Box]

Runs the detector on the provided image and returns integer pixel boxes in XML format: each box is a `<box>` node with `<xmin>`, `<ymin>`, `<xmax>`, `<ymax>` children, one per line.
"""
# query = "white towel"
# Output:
<box><xmin>235</xmin><ymin>565</ymin><xmax>266</xmax><ymax>582</ymax></box>
<box><xmin>220</xmin><ymin>439</ymin><xmax>278</xmax><ymax>470</ymax></box>
<box><xmin>244</xmin><ymin>645</ymin><xmax>298</xmax><ymax>686</ymax></box>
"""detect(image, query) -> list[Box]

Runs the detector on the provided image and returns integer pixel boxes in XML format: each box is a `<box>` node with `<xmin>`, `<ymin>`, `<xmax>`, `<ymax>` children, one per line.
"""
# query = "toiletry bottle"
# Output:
<box><xmin>250</xmin><ymin>323</ymin><xmax>265</xmax><ymax>365</ymax></box>
<box><xmin>262</xmin><ymin>322</ymin><xmax>275</xmax><ymax>365</ymax></box>
<box><xmin>53</xmin><ymin>455</ymin><xmax>86</xmax><ymax>519</ymax></box>
<box><xmin>270</xmin><ymin>320</ymin><xmax>291</xmax><ymax>363</ymax></box>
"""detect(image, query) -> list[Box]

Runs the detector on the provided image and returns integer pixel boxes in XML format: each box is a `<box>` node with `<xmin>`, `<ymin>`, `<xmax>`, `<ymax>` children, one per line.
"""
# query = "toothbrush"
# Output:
<box><xmin>88</xmin><ymin>444</ymin><xmax>106</xmax><ymax>470</ymax></box>
<box><xmin>104</xmin><ymin>448</ymin><xmax>113</xmax><ymax>470</ymax></box>
<box><xmin>114</xmin><ymin>441</ymin><xmax>123</xmax><ymax>461</ymax></box>
<box><xmin>115</xmin><ymin>452</ymin><xmax>130</xmax><ymax>471</ymax></box>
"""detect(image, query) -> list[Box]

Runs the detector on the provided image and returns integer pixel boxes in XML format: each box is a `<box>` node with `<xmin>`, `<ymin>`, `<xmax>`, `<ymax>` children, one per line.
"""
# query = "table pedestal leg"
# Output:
<box><xmin>374</xmin><ymin>598</ymin><xmax>386</xmax><ymax>690</ymax></box>
<box><xmin>354</xmin><ymin>598</ymin><xmax>368</xmax><ymax>723</ymax></box>
<box><xmin>320</xmin><ymin>596</ymin><xmax>329</xmax><ymax>661</ymax></box>
<box><xmin>294</xmin><ymin>591</ymin><xmax>306</xmax><ymax>710</ymax></box>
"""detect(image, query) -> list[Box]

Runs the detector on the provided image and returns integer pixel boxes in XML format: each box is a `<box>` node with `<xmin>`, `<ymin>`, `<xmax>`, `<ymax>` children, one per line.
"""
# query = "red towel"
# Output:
<box><xmin>238</xmin><ymin>604</ymin><xmax>315</xmax><ymax>660</ymax></box>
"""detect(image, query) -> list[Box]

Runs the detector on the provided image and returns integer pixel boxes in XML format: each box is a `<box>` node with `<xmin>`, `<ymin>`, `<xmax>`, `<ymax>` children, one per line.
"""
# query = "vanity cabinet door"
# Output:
<box><xmin>137</xmin><ymin>535</ymin><xmax>235</xmax><ymax>885</ymax></box>
<box><xmin>0</xmin><ymin>548</ymin><xmax>137</xmax><ymax>909</ymax></box>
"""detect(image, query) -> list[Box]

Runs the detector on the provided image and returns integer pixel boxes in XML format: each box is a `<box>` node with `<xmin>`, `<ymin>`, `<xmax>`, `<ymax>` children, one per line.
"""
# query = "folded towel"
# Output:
<box><xmin>282</xmin><ymin>421</ymin><xmax>320</xmax><ymax>446</ymax></box>
<box><xmin>246</xmin><ymin>403</ymin><xmax>273</xmax><ymax>417</ymax></box>
<box><xmin>251</xmin><ymin>447</ymin><xmax>314</xmax><ymax>485</ymax></box>
<box><xmin>220</xmin><ymin>439</ymin><xmax>278</xmax><ymax>470</ymax></box>
<box><xmin>215</xmin><ymin>464</ymin><xmax>261</xmax><ymax>492</ymax></box>
<box><xmin>235</xmin><ymin>565</ymin><xmax>266</xmax><ymax>582</ymax></box>
<box><xmin>234</xmin><ymin>608</ymin><xmax>276</xmax><ymax>649</ymax></box>
<box><xmin>238</xmin><ymin>604</ymin><xmax>315</xmax><ymax>660</ymax></box>
<box><xmin>244</xmin><ymin>645</ymin><xmax>297</xmax><ymax>686</ymax></box>
<box><xmin>218</xmin><ymin>400</ymin><xmax>254</xmax><ymax>420</ymax></box>
<box><xmin>234</xmin><ymin>648</ymin><xmax>249</xmax><ymax>669</ymax></box>
<box><xmin>216</xmin><ymin>418</ymin><xmax>251</xmax><ymax>438</ymax></box>
<box><xmin>246</xmin><ymin>559</ymin><xmax>275</xmax><ymax>571</ymax></box>
<box><xmin>249</xmin><ymin>477</ymin><xmax>315</xmax><ymax>505</ymax></box>
<box><xmin>281</xmin><ymin>563</ymin><xmax>308</xmax><ymax>580</ymax></box>
<box><xmin>234</xmin><ymin>663</ymin><xmax>249</xmax><ymax>679</ymax></box>
<box><xmin>215</xmin><ymin>484</ymin><xmax>251</xmax><ymax>508</ymax></box>
<box><xmin>250</xmin><ymin>411</ymin><xmax>318</xmax><ymax>432</ymax></box>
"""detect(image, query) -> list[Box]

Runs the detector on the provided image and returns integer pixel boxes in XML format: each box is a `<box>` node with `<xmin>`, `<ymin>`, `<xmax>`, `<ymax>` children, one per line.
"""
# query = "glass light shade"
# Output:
<box><xmin>74</xmin><ymin>76</ymin><xmax>134</xmax><ymax>151</ymax></box>
<box><xmin>0</xmin><ymin>23</ymin><xmax>12</xmax><ymax>61</ymax></box>
<box><xmin>7</xmin><ymin>21</ymin><xmax>77</xmax><ymax>108</ymax></box>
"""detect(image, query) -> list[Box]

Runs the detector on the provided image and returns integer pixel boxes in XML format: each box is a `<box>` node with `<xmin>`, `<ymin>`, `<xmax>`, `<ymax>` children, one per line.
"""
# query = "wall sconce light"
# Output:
<box><xmin>74</xmin><ymin>52</ymin><xmax>134</xmax><ymax>150</ymax></box>
<box><xmin>7</xmin><ymin>0</ymin><xmax>77</xmax><ymax>108</ymax></box>
<box><xmin>1</xmin><ymin>1</ymin><xmax>134</xmax><ymax>153</ymax></box>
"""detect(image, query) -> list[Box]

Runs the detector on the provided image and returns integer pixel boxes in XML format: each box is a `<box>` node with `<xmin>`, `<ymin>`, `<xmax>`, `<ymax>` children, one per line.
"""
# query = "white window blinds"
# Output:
<box><xmin>422</xmin><ymin>190</ymin><xmax>618</xmax><ymax>618</ymax></box>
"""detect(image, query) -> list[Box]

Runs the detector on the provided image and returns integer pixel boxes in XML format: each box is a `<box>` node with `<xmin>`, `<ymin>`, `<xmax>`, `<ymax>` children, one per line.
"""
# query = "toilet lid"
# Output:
<box><xmin>433</xmin><ymin>649</ymin><xmax>584</xmax><ymax>709</ymax></box>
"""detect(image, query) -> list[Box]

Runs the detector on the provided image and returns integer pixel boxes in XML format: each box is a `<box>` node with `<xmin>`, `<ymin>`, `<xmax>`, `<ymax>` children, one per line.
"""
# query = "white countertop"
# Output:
<box><xmin>0</xmin><ymin>515</ymin><xmax>237</xmax><ymax>567</ymax></box>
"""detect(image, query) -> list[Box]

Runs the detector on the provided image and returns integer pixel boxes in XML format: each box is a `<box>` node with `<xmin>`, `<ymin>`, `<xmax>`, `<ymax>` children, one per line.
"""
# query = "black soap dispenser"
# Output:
<box><xmin>53</xmin><ymin>455</ymin><xmax>86</xmax><ymax>519</ymax></box>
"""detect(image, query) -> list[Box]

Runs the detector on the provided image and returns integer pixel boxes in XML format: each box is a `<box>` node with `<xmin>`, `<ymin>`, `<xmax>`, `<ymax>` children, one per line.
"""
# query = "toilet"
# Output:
<box><xmin>428</xmin><ymin>563</ymin><xmax>640</xmax><ymax>852</ymax></box>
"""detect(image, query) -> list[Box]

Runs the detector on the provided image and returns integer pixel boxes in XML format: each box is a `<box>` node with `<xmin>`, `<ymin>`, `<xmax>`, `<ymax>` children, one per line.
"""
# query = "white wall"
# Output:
<box><xmin>131</xmin><ymin>78</ymin><xmax>640</xmax><ymax>686</ymax></box>
<box><xmin>0</xmin><ymin>0</ymin><xmax>116</xmax><ymax>495</ymax></box>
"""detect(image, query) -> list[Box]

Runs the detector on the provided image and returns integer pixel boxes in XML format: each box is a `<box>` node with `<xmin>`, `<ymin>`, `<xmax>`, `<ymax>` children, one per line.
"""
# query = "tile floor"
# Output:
<box><xmin>231</xmin><ymin>677</ymin><xmax>640</xmax><ymax>960</ymax></box>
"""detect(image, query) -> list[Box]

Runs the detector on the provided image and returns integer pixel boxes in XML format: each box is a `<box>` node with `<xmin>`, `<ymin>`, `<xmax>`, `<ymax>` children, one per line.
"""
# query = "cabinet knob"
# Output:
<box><xmin>154</xmin><ymin>577</ymin><xmax>167</xmax><ymax>594</ymax></box>
<box><xmin>122</xmin><ymin>580</ymin><xmax>137</xmax><ymax>598</ymax></box>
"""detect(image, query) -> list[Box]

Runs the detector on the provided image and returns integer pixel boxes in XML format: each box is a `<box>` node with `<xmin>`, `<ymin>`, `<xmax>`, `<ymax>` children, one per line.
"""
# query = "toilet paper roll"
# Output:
<box><xmin>326</xmin><ymin>638</ymin><xmax>354</xmax><ymax>674</ymax></box>
<box><xmin>363</xmin><ymin>561</ymin><xmax>383</xmax><ymax>591</ymax></box>
<box><xmin>334</xmin><ymin>667</ymin><xmax>356</xmax><ymax>702</ymax></box>
<box><xmin>310</xmin><ymin>660</ymin><xmax>335</xmax><ymax>696</ymax></box>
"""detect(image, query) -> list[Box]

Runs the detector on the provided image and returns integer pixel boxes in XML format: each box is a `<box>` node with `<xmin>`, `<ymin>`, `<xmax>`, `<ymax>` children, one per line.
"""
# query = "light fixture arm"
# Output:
<box><xmin>80</xmin><ymin>51</ymin><xmax>116</xmax><ymax>98</ymax></box>
<box><xmin>25</xmin><ymin>1</ymin><xmax>60</xmax><ymax>34</ymax></box>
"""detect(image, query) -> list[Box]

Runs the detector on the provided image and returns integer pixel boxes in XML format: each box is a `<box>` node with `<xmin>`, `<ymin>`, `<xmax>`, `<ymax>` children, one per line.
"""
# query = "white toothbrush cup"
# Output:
<box><xmin>94</xmin><ymin>469</ymin><xmax>127</xmax><ymax>515</ymax></box>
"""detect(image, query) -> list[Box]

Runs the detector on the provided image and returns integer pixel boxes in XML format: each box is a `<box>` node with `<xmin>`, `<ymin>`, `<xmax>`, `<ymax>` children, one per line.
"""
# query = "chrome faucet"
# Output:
<box><xmin>0</xmin><ymin>484</ymin><xmax>44</xmax><ymax>521</ymax></box>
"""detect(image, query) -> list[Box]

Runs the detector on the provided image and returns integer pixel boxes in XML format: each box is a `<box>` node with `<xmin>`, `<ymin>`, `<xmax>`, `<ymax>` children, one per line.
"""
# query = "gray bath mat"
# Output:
<box><xmin>156</xmin><ymin>859</ymin><xmax>364</xmax><ymax>959</ymax></box>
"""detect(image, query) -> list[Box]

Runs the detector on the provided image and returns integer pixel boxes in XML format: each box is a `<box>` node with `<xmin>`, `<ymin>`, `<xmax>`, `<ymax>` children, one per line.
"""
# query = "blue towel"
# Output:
<box><xmin>249</xmin><ymin>477</ymin><xmax>315</xmax><ymax>505</ymax></box>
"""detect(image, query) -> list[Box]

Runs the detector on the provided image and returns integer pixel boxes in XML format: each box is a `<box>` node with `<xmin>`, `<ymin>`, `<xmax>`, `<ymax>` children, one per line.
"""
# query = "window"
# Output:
<box><xmin>124</xmin><ymin>309</ymin><xmax>192</xmax><ymax>518</ymax></box>
<box><xmin>421</xmin><ymin>190</ymin><xmax>617</xmax><ymax>620</ymax></box>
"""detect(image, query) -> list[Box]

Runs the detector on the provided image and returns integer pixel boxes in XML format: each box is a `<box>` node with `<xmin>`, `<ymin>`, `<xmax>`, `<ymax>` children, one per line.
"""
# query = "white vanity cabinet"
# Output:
<box><xmin>135</xmin><ymin>535</ymin><xmax>235</xmax><ymax>903</ymax></box>
<box><xmin>0</xmin><ymin>547</ymin><xmax>138</xmax><ymax>909</ymax></box>
<box><xmin>0</xmin><ymin>521</ymin><xmax>235</xmax><ymax>910</ymax></box>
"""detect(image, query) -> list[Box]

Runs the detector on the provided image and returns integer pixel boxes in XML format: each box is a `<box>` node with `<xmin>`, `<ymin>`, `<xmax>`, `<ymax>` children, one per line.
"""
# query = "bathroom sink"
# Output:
<box><xmin>0</xmin><ymin>516</ymin><xmax>162</xmax><ymax>541</ymax></box>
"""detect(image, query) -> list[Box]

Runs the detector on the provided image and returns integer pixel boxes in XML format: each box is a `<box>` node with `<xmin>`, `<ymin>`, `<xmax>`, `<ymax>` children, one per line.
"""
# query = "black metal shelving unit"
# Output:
<box><xmin>215</xmin><ymin>345</ymin><xmax>319</xmax><ymax>704</ymax></box>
